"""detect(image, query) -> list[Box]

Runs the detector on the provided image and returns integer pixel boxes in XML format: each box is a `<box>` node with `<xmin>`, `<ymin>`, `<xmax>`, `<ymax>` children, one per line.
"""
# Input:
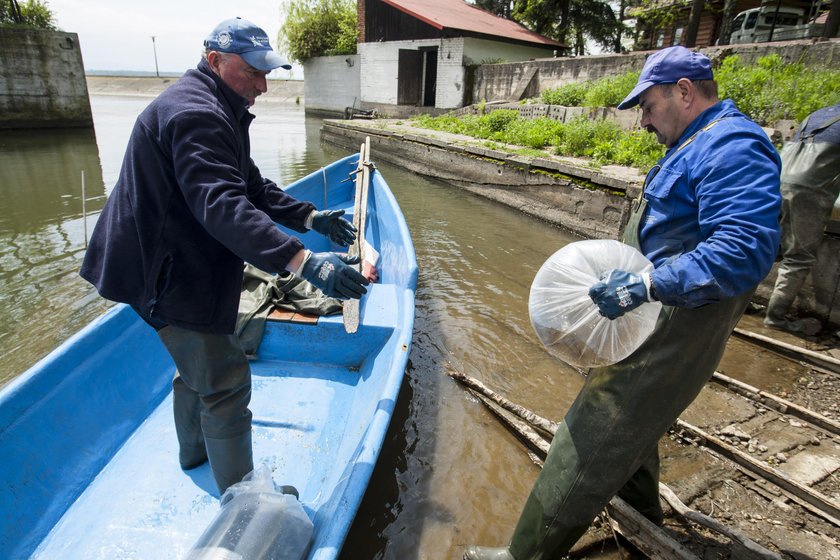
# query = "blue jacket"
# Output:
<box><xmin>80</xmin><ymin>60</ymin><xmax>316</xmax><ymax>334</ymax></box>
<box><xmin>642</xmin><ymin>100</ymin><xmax>781</xmax><ymax>307</ymax></box>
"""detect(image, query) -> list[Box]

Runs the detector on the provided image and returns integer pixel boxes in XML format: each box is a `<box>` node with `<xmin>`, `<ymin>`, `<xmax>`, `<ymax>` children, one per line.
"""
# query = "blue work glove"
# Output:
<box><xmin>588</xmin><ymin>269</ymin><xmax>651</xmax><ymax>320</ymax></box>
<box><xmin>299</xmin><ymin>251</ymin><xmax>369</xmax><ymax>300</ymax></box>
<box><xmin>310</xmin><ymin>210</ymin><xmax>357</xmax><ymax>247</ymax></box>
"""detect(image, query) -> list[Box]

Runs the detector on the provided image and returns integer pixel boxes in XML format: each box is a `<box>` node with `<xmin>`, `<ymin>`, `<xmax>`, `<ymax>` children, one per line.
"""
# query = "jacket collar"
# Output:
<box><xmin>667</xmin><ymin>99</ymin><xmax>740</xmax><ymax>156</ymax></box>
<box><xmin>197</xmin><ymin>58</ymin><xmax>251</xmax><ymax>122</ymax></box>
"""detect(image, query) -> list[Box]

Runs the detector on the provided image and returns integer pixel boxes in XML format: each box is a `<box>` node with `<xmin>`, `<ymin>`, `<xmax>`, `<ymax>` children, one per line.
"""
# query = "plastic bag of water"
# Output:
<box><xmin>184</xmin><ymin>466</ymin><xmax>313</xmax><ymax>560</ymax></box>
<box><xmin>529</xmin><ymin>239</ymin><xmax>662</xmax><ymax>369</ymax></box>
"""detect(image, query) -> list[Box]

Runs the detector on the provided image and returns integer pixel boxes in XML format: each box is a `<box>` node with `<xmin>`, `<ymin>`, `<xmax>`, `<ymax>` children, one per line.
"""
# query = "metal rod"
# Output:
<box><xmin>81</xmin><ymin>170</ymin><xmax>88</xmax><ymax>249</ymax></box>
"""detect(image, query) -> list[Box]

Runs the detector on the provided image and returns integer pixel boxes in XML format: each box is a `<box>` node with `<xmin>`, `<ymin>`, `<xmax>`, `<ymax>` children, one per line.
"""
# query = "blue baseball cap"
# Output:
<box><xmin>204</xmin><ymin>17</ymin><xmax>292</xmax><ymax>71</ymax></box>
<box><xmin>617</xmin><ymin>46</ymin><xmax>713</xmax><ymax>110</ymax></box>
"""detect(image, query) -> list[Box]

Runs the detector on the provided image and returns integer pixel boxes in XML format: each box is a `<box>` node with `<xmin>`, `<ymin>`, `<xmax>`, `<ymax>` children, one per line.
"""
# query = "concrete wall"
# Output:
<box><xmin>474</xmin><ymin>39</ymin><xmax>840</xmax><ymax>103</ymax></box>
<box><xmin>462</xmin><ymin>37</ymin><xmax>556</xmax><ymax>66</ymax></box>
<box><xmin>321</xmin><ymin>119</ymin><xmax>639</xmax><ymax>241</ymax></box>
<box><xmin>0</xmin><ymin>28</ymin><xmax>92</xmax><ymax>129</ymax></box>
<box><xmin>303</xmin><ymin>55</ymin><xmax>360</xmax><ymax>116</ymax></box>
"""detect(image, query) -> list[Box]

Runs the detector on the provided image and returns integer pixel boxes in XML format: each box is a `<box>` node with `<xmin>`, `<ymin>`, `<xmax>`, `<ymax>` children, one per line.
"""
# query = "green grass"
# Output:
<box><xmin>538</xmin><ymin>54</ymin><xmax>840</xmax><ymax>126</ymax></box>
<box><xmin>412</xmin><ymin>112</ymin><xmax>664</xmax><ymax>171</ymax></box>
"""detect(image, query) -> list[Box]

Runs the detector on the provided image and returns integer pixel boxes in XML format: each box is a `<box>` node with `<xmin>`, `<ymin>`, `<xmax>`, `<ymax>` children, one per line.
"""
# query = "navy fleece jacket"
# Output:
<box><xmin>81</xmin><ymin>60</ymin><xmax>315</xmax><ymax>333</ymax></box>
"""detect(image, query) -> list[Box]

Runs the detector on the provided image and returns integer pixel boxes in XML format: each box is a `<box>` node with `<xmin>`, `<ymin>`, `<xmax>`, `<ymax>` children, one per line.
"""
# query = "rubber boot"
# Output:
<box><xmin>617</xmin><ymin>448</ymin><xmax>664</xmax><ymax>526</ymax></box>
<box><xmin>462</xmin><ymin>546</ymin><xmax>514</xmax><ymax>560</ymax></box>
<box><xmin>172</xmin><ymin>374</ymin><xmax>208</xmax><ymax>469</ymax></box>
<box><xmin>205</xmin><ymin>431</ymin><xmax>254</xmax><ymax>495</ymax></box>
<box><xmin>764</xmin><ymin>291</ymin><xmax>795</xmax><ymax>330</ymax></box>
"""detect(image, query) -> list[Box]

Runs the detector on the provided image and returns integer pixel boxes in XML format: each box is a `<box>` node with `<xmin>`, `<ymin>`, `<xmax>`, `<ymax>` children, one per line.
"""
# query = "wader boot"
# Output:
<box><xmin>173</xmin><ymin>373</ymin><xmax>208</xmax><ymax>469</ymax></box>
<box><xmin>205</xmin><ymin>431</ymin><xmax>254</xmax><ymax>495</ymax></box>
<box><xmin>157</xmin><ymin>324</ymin><xmax>255</xmax><ymax>495</ymax></box>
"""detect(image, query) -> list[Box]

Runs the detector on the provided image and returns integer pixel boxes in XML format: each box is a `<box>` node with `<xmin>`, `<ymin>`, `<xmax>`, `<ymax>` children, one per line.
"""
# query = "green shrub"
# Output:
<box><xmin>0</xmin><ymin>0</ymin><xmax>56</xmax><ymax>29</ymax></box>
<box><xmin>482</xmin><ymin>109</ymin><xmax>519</xmax><ymax>134</ymax></box>
<box><xmin>717</xmin><ymin>54</ymin><xmax>840</xmax><ymax>124</ymax></box>
<box><xmin>411</xmin><ymin>113</ymin><xmax>664</xmax><ymax>171</ymax></box>
<box><xmin>542</xmin><ymin>81</ymin><xmax>589</xmax><ymax>106</ymax></box>
<box><xmin>534</xmin><ymin>55</ymin><xmax>839</xmax><ymax>125</ymax></box>
<box><xmin>583</xmin><ymin>71</ymin><xmax>640</xmax><ymax>108</ymax></box>
<box><xmin>279</xmin><ymin>0</ymin><xmax>357</xmax><ymax>62</ymax></box>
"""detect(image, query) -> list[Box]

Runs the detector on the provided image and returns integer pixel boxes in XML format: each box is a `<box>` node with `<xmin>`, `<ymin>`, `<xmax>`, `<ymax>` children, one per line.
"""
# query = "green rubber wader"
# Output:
<box><xmin>157</xmin><ymin>325</ymin><xmax>254</xmax><ymax>493</ymax></box>
<box><xmin>508</xmin><ymin>188</ymin><xmax>753</xmax><ymax>560</ymax></box>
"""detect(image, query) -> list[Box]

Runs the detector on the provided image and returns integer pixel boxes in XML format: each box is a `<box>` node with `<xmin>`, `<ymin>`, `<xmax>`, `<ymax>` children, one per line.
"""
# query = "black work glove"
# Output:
<box><xmin>299</xmin><ymin>252</ymin><xmax>369</xmax><ymax>300</ymax></box>
<box><xmin>310</xmin><ymin>210</ymin><xmax>357</xmax><ymax>247</ymax></box>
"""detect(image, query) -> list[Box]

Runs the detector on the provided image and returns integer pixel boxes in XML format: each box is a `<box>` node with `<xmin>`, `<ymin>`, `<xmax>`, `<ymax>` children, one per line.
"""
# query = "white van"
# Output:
<box><xmin>729</xmin><ymin>6</ymin><xmax>807</xmax><ymax>44</ymax></box>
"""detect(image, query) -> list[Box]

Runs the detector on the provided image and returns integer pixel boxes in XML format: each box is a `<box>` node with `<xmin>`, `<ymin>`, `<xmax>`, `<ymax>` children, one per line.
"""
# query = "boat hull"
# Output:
<box><xmin>0</xmin><ymin>154</ymin><xmax>417</xmax><ymax>559</ymax></box>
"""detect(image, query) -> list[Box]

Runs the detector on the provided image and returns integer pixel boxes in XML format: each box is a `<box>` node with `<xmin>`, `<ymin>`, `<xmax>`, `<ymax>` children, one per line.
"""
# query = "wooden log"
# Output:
<box><xmin>463</xmin><ymin>382</ymin><xmax>698</xmax><ymax>559</ymax></box>
<box><xmin>732</xmin><ymin>327</ymin><xmax>840</xmax><ymax>374</ymax></box>
<box><xmin>446</xmin><ymin>365</ymin><xmax>560</xmax><ymax>435</ymax></box>
<box><xmin>711</xmin><ymin>371</ymin><xmax>840</xmax><ymax>436</ymax></box>
<box><xmin>471</xmin><ymin>391</ymin><xmax>550</xmax><ymax>456</ymax></box>
<box><xmin>658</xmin><ymin>483</ymin><xmax>782</xmax><ymax>560</ymax></box>
<box><xmin>607</xmin><ymin>496</ymin><xmax>698</xmax><ymax>560</ymax></box>
<box><xmin>675</xmin><ymin>419</ymin><xmax>840</xmax><ymax>524</ymax></box>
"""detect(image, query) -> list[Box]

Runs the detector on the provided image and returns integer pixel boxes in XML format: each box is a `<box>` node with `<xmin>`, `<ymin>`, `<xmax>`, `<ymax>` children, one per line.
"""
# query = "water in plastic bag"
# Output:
<box><xmin>184</xmin><ymin>466</ymin><xmax>313</xmax><ymax>560</ymax></box>
<box><xmin>529</xmin><ymin>239</ymin><xmax>663</xmax><ymax>369</ymax></box>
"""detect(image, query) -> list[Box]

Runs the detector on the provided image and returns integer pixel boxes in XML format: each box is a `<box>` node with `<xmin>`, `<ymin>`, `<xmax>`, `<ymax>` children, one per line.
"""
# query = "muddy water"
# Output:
<box><xmin>0</xmin><ymin>96</ymin><xmax>802</xmax><ymax>559</ymax></box>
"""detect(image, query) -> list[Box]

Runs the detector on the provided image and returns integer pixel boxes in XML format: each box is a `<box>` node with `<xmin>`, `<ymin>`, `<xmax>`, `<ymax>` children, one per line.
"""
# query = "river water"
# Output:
<box><xmin>0</xmin><ymin>95</ymin><xmax>595</xmax><ymax>558</ymax></box>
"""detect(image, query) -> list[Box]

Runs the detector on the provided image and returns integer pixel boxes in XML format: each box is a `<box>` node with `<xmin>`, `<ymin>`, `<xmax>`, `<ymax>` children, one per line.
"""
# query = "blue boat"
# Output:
<box><xmin>0</xmin><ymin>152</ymin><xmax>418</xmax><ymax>560</ymax></box>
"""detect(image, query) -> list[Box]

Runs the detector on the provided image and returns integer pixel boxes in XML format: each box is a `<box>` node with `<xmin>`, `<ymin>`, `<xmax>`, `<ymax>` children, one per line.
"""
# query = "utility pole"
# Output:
<box><xmin>150</xmin><ymin>36</ymin><xmax>160</xmax><ymax>78</ymax></box>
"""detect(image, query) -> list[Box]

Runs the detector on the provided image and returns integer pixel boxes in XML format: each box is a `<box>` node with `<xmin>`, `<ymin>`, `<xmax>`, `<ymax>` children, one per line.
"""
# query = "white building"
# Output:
<box><xmin>304</xmin><ymin>0</ymin><xmax>563</xmax><ymax>116</ymax></box>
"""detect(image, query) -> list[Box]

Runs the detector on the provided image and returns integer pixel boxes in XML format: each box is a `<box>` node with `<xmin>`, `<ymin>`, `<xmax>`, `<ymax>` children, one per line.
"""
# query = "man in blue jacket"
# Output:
<box><xmin>81</xmin><ymin>17</ymin><xmax>369</xmax><ymax>495</ymax></box>
<box><xmin>464</xmin><ymin>46</ymin><xmax>781</xmax><ymax>560</ymax></box>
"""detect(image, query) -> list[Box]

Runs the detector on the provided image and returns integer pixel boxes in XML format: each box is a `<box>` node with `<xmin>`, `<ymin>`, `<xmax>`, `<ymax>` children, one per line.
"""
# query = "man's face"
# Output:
<box><xmin>638</xmin><ymin>84</ymin><xmax>683</xmax><ymax>148</ymax></box>
<box><xmin>209</xmin><ymin>52</ymin><xmax>269</xmax><ymax>107</ymax></box>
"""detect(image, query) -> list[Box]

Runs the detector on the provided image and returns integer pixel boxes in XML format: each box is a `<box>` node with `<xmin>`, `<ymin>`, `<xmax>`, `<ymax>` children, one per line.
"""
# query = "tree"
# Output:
<box><xmin>514</xmin><ymin>0</ymin><xmax>571</xmax><ymax>41</ymax></box>
<box><xmin>475</xmin><ymin>0</ymin><xmax>514</xmax><ymax>19</ymax></box>
<box><xmin>0</xmin><ymin>0</ymin><xmax>56</xmax><ymax>29</ymax></box>
<box><xmin>513</xmin><ymin>0</ymin><xmax>621</xmax><ymax>54</ymax></box>
<box><xmin>683</xmin><ymin>0</ymin><xmax>703</xmax><ymax>47</ymax></box>
<box><xmin>568</xmin><ymin>0</ymin><xmax>624</xmax><ymax>55</ymax></box>
<box><xmin>279</xmin><ymin>0</ymin><xmax>357</xmax><ymax>63</ymax></box>
<box><xmin>717</xmin><ymin>0</ymin><xmax>739</xmax><ymax>45</ymax></box>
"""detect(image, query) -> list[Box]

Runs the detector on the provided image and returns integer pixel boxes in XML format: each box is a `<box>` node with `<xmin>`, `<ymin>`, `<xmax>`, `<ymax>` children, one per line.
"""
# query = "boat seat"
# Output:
<box><xmin>267</xmin><ymin>307</ymin><xmax>319</xmax><ymax>324</ymax></box>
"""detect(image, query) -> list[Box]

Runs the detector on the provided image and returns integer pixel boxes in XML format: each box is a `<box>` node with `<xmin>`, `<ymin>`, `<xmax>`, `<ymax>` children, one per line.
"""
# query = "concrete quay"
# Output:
<box><xmin>321</xmin><ymin>118</ymin><xmax>840</xmax><ymax>329</ymax></box>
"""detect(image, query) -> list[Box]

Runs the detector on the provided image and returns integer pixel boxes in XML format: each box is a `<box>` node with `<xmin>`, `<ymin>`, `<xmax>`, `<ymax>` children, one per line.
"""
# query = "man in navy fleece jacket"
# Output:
<box><xmin>81</xmin><ymin>17</ymin><xmax>368</xmax><ymax>494</ymax></box>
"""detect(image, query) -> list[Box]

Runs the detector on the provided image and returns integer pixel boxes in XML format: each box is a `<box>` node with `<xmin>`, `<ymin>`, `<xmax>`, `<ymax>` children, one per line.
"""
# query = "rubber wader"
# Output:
<box><xmin>468</xmin><ymin>173</ymin><xmax>753</xmax><ymax>560</ymax></box>
<box><xmin>765</xmin><ymin>113</ymin><xmax>840</xmax><ymax>332</ymax></box>
<box><xmin>157</xmin><ymin>324</ymin><xmax>254</xmax><ymax>495</ymax></box>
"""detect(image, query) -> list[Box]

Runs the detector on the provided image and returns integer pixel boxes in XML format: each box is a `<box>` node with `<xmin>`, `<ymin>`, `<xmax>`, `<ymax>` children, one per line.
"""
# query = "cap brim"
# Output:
<box><xmin>617</xmin><ymin>79</ymin><xmax>656</xmax><ymax>110</ymax></box>
<box><xmin>240</xmin><ymin>50</ymin><xmax>292</xmax><ymax>71</ymax></box>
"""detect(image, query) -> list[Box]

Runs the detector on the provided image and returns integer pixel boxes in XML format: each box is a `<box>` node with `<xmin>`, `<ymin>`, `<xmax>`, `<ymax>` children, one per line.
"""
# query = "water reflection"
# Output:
<box><xmin>342</xmin><ymin>162</ymin><xmax>586</xmax><ymax>559</ymax></box>
<box><xmin>0</xmin><ymin>126</ymin><xmax>109</xmax><ymax>387</ymax></box>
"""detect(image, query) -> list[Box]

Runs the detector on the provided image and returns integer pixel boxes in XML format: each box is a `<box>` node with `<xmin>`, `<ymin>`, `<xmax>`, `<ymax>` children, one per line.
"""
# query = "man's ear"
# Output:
<box><xmin>206</xmin><ymin>51</ymin><xmax>222</xmax><ymax>73</ymax></box>
<box><xmin>675</xmin><ymin>78</ymin><xmax>695</xmax><ymax>107</ymax></box>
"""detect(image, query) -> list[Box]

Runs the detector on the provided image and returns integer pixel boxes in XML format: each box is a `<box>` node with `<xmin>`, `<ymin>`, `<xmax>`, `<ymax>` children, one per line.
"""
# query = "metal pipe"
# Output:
<box><xmin>82</xmin><ymin>170</ymin><xmax>88</xmax><ymax>249</ymax></box>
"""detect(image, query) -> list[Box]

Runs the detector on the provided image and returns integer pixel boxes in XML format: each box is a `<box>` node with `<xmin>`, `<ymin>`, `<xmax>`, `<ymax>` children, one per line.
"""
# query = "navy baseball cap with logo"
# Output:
<box><xmin>204</xmin><ymin>17</ymin><xmax>292</xmax><ymax>71</ymax></box>
<box><xmin>617</xmin><ymin>46</ymin><xmax>713</xmax><ymax>110</ymax></box>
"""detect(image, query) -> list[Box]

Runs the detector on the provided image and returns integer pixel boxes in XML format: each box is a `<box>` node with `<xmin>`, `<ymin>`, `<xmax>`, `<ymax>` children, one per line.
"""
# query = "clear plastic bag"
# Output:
<box><xmin>529</xmin><ymin>239</ymin><xmax>663</xmax><ymax>369</ymax></box>
<box><xmin>184</xmin><ymin>466</ymin><xmax>313</xmax><ymax>560</ymax></box>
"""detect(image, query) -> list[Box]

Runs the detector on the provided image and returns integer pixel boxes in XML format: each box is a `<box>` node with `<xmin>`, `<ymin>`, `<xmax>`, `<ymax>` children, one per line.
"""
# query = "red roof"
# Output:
<box><xmin>380</xmin><ymin>0</ymin><xmax>564</xmax><ymax>47</ymax></box>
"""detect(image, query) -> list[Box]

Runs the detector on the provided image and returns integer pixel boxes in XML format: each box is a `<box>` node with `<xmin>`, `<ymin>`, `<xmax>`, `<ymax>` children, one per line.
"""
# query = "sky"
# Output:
<box><xmin>48</xmin><ymin>0</ymin><xmax>302</xmax><ymax>79</ymax></box>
